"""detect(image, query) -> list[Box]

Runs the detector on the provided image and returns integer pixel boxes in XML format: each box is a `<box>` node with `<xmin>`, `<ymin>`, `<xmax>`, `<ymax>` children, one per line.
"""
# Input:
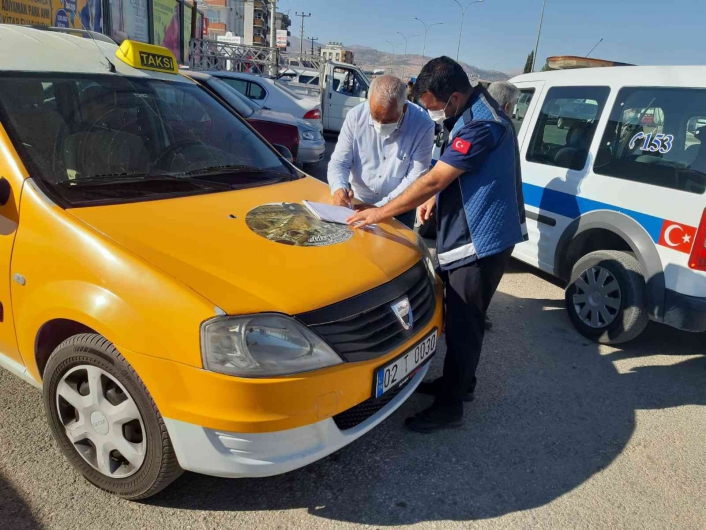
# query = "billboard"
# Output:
<box><xmin>0</xmin><ymin>0</ymin><xmax>101</xmax><ymax>31</ymax></box>
<box><xmin>153</xmin><ymin>0</ymin><xmax>180</xmax><ymax>59</ymax></box>
<box><xmin>276</xmin><ymin>29</ymin><xmax>287</xmax><ymax>49</ymax></box>
<box><xmin>109</xmin><ymin>0</ymin><xmax>148</xmax><ymax>43</ymax></box>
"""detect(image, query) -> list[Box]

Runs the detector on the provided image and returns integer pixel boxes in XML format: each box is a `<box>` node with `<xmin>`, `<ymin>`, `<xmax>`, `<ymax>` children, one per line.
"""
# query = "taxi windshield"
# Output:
<box><xmin>0</xmin><ymin>73</ymin><xmax>297</xmax><ymax>207</ymax></box>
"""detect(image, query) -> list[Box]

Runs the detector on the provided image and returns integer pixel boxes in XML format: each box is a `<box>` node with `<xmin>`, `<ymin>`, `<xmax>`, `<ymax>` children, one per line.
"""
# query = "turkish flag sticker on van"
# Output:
<box><xmin>658</xmin><ymin>220</ymin><xmax>697</xmax><ymax>254</ymax></box>
<box><xmin>452</xmin><ymin>137</ymin><xmax>471</xmax><ymax>155</ymax></box>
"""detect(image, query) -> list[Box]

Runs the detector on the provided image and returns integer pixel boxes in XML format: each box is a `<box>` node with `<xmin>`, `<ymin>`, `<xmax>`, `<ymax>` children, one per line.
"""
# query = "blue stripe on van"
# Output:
<box><xmin>522</xmin><ymin>182</ymin><xmax>664</xmax><ymax>243</ymax></box>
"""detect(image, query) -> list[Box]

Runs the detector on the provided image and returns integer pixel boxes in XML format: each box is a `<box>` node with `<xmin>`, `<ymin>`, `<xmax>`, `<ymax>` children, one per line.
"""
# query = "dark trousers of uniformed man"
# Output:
<box><xmin>435</xmin><ymin>248</ymin><xmax>513</xmax><ymax>407</ymax></box>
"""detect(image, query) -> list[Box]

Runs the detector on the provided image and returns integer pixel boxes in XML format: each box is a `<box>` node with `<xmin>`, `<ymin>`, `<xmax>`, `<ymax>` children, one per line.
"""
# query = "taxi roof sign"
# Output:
<box><xmin>116</xmin><ymin>41</ymin><xmax>178</xmax><ymax>75</ymax></box>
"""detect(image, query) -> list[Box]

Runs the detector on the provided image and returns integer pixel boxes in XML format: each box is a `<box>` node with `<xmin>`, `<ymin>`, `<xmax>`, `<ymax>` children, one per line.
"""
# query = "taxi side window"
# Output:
<box><xmin>594</xmin><ymin>87</ymin><xmax>706</xmax><ymax>195</ymax></box>
<box><xmin>526</xmin><ymin>86</ymin><xmax>610</xmax><ymax>171</ymax></box>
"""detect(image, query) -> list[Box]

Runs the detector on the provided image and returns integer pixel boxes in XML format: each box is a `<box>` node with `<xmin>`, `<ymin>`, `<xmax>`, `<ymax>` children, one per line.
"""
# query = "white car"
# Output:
<box><xmin>190</xmin><ymin>72</ymin><xmax>325</xmax><ymax>167</ymax></box>
<box><xmin>208</xmin><ymin>71</ymin><xmax>323</xmax><ymax>131</ymax></box>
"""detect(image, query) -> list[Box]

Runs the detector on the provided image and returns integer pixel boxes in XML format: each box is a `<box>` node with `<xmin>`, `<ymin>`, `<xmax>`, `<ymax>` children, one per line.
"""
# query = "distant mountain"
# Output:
<box><xmin>286</xmin><ymin>37</ymin><xmax>509</xmax><ymax>82</ymax></box>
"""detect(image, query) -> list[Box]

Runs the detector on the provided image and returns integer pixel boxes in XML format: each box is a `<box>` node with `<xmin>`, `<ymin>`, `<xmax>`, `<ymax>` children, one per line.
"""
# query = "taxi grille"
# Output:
<box><xmin>332</xmin><ymin>376</ymin><xmax>411</xmax><ymax>431</ymax></box>
<box><xmin>296</xmin><ymin>262</ymin><xmax>435</xmax><ymax>363</ymax></box>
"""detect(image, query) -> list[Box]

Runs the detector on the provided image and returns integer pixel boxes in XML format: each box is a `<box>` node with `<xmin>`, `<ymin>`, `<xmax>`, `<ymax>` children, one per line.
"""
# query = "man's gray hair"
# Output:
<box><xmin>369</xmin><ymin>75</ymin><xmax>407</xmax><ymax>112</ymax></box>
<box><xmin>488</xmin><ymin>81</ymin><xmax>520</xmax><ymax>110</ymax></box>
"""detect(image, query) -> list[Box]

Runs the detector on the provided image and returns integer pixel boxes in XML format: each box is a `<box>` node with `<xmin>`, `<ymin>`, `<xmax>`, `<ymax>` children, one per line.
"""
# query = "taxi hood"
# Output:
<box><xmin>68</xmin><ymin>178</ymin><xmax>423</xmax><ymax>316</ymax></box>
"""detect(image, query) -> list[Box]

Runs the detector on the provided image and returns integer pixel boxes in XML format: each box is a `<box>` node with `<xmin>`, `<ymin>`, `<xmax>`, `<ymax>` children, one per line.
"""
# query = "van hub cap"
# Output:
<box><xmin>56</xmin><ymin>365</ymin><xmax>146</xmax><ymax>478</ymax></box>
<box><xmin>572</xmin><ymin>266</ymin><xmax>622</xmax><ymax>329</ymax></box>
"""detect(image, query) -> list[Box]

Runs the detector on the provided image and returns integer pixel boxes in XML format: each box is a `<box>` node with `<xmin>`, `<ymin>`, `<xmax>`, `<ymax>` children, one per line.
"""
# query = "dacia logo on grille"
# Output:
<box><xmin>390</xmin><ymin>296</ymin><xmax>414</xmax><ymax>331</ymax></box>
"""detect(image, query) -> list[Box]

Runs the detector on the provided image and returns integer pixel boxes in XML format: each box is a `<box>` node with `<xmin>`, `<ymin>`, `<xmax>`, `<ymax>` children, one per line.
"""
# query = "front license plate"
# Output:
<box><xmin>374</xmin><ymin>330</ymin><xmax>437</xmax><ymax>399</ymax></box>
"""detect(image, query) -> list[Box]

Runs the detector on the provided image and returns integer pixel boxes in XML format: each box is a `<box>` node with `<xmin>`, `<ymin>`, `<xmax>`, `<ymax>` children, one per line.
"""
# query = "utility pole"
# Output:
<box><xmin>268</xmin><ymin>0</ymin><xmax>278</xmax><ymax>77</ymax></box>
<box><xmin>532</xmin><ymin>0</ymin><xmax>546</xmax><ymax>72</ymax></box>
<box><xmin>295</xmin><ymin>12</ymin><xmax>311</xmax><ymax>55</ymax></box>
<box><xmin>310</xmin><ymin>37</ymin><xmax>318</xmax><ymax>54</ymax></box>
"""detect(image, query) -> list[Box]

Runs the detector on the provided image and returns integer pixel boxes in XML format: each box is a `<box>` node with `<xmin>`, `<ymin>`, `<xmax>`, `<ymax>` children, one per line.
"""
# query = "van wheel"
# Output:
<box><xmin>43</xmin><ymin>334</ymin><xmax>182</xmax><ymax>500</ymax></box>
<box><xmin>565</xmin><ymin>250</ymin><xmax>649</xmax><ymax>344</ymax></box>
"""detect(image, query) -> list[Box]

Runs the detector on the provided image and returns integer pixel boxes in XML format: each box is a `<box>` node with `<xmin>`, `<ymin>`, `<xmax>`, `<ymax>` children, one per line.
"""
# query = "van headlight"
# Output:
<box><xmin>416</xmin><ymin>233</ymin><xmax>438</xmax><ymax>282</ymax></box>
<box><xmin>201</xmin><ymin>314</ymin><xmax>342</xmax><ymax>377</ymax></box>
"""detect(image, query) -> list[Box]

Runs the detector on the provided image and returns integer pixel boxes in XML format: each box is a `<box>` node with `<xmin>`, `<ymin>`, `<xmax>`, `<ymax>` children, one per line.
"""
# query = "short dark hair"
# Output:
<box><xmin>413</xmin><ymin>56</ymin><xmax>471</xmax><ymax>102</ymax></box>
<box><xmin>407</xmin><ymin>80</ymin><xmax>414</xmax><ymax>88</ymax></box>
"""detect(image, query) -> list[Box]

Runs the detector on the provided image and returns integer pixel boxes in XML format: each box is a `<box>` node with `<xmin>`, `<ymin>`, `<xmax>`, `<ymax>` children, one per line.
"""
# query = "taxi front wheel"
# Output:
<box><xmin>43</xmin><ymin>333</ymin><xmax>183</xmax><ymax>500</ymax></box>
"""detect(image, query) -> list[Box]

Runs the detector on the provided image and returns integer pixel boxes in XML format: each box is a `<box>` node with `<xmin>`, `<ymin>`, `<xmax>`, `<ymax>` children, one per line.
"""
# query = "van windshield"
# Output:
<box><xmin>0</xmin><ymin>74</ymin><xmax>296</xmax><ymax>207</ymax></box>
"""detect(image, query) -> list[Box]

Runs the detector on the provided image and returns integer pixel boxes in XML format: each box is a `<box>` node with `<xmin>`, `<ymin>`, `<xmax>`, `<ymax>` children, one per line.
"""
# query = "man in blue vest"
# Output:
<box><xmin>347</xmin><ymin>56</ymin><xmax>527</xmax><ymax>433</ymax></box>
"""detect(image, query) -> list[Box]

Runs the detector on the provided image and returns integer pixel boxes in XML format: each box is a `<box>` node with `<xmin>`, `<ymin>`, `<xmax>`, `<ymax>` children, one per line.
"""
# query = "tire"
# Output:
<box><xmin>565</xmin><ymin>250</ymin><xmax>649</xmax><ymax>344</ymax></box>
<box><xmin>43</xmin><ymin>333</ymin><xmax>182</xmax><ymax>500</ymax></box>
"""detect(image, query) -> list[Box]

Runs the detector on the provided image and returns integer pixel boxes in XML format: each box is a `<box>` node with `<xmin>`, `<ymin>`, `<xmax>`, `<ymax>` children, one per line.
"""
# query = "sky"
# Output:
<box><xmin>275</xmin><ymin>0</ymin><xmax>705</xmax><ymax>74</ymax></box>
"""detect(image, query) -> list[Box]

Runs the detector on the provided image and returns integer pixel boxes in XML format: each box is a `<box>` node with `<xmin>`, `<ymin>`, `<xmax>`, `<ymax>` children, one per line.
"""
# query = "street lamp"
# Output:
<box><xmin>531</xmin><ymin>0</ymin><xmax>547</xmax><ymax>71</ymax></box>
<box><xmin>414</xmin><ymin>17</ymin><xmax>443</xmax><ymax>67</ymax></box>
<box><xmin>386</xmin><ymin>39</ymin><xmax>399</xmax><ymax>75</ymax></box>
<box><xmin>396</xmin><ymin>31</ymin><xmax>419</xmax><ymax>58</ymax></box>
<box><xmin>451</xmin><ymin>0</ymin><xmax>484</xmax><ymax>62</ymax></box>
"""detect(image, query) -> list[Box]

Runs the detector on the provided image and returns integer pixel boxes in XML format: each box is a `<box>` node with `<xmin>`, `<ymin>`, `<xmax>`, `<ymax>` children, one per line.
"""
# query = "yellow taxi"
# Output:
<box><xmin>0</xmin><ymin>25</ymin><xmax>442</xmax><ymax>499</ymax></box>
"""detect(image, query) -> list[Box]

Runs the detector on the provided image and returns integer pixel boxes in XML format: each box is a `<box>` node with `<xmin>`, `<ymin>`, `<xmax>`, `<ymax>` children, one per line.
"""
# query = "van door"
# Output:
<box><xmin>325</xmin><ymin>64</ymin><xmax>369</xmax><ymax>132</ymax></box>
<box><xmin>513</xmin><ymin>84</ymin><xmax>611</xmax><ymax>273</ymax></box>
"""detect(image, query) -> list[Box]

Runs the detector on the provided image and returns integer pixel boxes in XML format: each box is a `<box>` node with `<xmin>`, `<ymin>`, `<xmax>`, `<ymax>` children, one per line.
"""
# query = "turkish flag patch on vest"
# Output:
<box><xmin>452</xmin><ymin>137</ymin><xmax>471</xmax><ymax>155</ymax></box>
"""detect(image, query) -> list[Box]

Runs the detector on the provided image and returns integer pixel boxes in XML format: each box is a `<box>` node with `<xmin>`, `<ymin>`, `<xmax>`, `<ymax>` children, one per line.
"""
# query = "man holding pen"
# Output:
<box><xmin>327</xmin><ymin>75</ymin><xmax>435</xmax><ymax>227</ymax></box>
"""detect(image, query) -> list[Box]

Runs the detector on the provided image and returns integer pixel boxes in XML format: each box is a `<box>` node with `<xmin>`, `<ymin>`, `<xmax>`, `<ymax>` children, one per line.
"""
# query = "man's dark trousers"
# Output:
<box><xmin>437</xmin><ymin>247</ymin><xmax>514</xmax><ymax>408</ymax></box>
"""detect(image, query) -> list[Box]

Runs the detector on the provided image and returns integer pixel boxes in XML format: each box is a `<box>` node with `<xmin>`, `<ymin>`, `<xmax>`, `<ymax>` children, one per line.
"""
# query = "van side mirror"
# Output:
<box><xmin>273</xmin><ymin>144</ymin><xmax>294</xmax><ymax>163</ymax></box>
<box><xmin>0</xmin><ymin>178</ymin><xmax>11</xmax><ymax>206</ymax></box>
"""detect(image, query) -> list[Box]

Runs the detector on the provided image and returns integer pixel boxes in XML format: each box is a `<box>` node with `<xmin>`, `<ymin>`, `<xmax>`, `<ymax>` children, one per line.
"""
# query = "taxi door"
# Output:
<box><xmin>0</xmin><ymin>126</ymin><xmax>24</xmax><ymax>366</ymax></box>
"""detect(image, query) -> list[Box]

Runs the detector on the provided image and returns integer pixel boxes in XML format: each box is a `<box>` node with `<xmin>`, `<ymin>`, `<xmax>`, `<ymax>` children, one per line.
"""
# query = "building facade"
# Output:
<box><xmin>321</xmin><ymin>42</ymin><xmax>354</xmax><ymax>64</ymax></box>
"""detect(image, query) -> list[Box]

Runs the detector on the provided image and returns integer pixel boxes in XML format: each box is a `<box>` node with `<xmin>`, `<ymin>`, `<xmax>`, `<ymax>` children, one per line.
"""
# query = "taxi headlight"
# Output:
<box><xmin>201</xmin><ymin>314</ymin><xmax>343</xmax><ymax>377</ymax></box>
<box><xmin>416</xmin><ymin>233</ymin><xmax>438</xmax><ymax>282</ymax></box>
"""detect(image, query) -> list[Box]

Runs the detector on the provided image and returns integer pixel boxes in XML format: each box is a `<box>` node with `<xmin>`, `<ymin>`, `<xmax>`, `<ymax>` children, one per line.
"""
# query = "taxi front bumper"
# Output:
<box><xmin>163</xmin><ymin>362</ymin><xmax>429</xmax><ymax>478</ymax></box>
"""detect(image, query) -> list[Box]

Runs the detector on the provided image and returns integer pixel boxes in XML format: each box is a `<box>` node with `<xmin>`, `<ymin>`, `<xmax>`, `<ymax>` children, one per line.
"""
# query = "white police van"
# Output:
<box><xmin>510</xmin><ymin>65</ymin><xmax>706</xmax><ymax>344</ymax></box>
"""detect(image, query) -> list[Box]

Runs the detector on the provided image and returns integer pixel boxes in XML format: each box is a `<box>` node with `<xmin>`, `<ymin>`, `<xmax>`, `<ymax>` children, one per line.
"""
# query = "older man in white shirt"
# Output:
<box><xmin>327</xmin><ymin>75</ymin><xmax>435</xmax><ymax>227</ymax></box>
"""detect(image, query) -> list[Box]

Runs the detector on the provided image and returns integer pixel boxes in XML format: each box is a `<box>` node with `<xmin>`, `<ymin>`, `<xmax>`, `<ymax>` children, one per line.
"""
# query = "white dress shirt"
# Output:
<box><xmin>327</xmin><ymin>101</ymin><xmax>435</xmax><ymax>206</ymax></box>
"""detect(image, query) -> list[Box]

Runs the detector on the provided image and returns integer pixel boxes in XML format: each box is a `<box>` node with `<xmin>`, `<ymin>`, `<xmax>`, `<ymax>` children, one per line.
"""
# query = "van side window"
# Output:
<box><xmin>514</xmin><ymin>89</ymin><xmax>534</xmax><ymax>121</ymax></box>
<box><xmin>333</xmin><ymin>68</ymin><xmax>367</xmax><ymax>98</ymax></box>
<box><xmin>526</xmin><ymin>86</ymin><xmax>610</xmax><ymax>171</ymax></box>
<box><xmin>594</xmin><ymin>87</ymin><xmax>706</xmax><ymax>195</ymax></box>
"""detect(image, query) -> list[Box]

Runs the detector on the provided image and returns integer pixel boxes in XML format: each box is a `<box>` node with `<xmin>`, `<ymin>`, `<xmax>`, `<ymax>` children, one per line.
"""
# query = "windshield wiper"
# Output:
<box><xmin>58</xmin><ymin>173</ymin><xmax>233</xmax><ymax>189</ymax></box>
<box><xmin>181</xmin><ymin>165</ymin><xmax>295</xmax><ymax>180</ymax></box>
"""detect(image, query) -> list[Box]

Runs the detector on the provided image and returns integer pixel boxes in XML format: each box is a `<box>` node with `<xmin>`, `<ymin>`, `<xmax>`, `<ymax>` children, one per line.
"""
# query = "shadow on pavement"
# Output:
<box><xmin>146</xmin><ymin>281</ymin><xmax>706</xmax><ymax>525</ymax></box>
<box><xmin>0</xmin><ymin>471</ymin><xmax>41</xmax><ymax>530</ymax></box>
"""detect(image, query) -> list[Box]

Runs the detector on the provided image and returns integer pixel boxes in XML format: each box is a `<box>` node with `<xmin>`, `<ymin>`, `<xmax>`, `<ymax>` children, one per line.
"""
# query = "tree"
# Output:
<box><xmin>523</xmin><ymin>51</ymin><xmax>534</xmax><ymax>74</ymax></box>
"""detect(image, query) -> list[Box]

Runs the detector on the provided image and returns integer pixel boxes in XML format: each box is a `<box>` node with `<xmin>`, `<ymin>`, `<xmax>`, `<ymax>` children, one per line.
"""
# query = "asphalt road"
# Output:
<box><xmin>1</xmin><ymin>259</ymin><xmax>705</xmax><ymax>530</ymax></box>
<box><xmin>1</xmin><ymin>138</ymin><xmax>705</xmax><ymax>529</ymax></box>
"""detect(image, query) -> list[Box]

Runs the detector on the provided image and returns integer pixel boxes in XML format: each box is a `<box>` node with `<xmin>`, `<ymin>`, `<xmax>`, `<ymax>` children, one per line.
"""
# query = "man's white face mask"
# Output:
<box><xmin>372</xmin><ymin>115</ymin><xmax>402</xmax><ymax>137</ymax></box>
<box><xmin>427</xmin><ymin>96</ymin><xmax>454</xmax><ymax>125</ymax></box>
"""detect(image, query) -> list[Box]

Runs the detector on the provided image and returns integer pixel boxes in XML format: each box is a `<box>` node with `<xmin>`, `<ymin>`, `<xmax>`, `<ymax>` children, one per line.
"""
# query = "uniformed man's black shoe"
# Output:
<box><xmin>416</xmin><ymin>378</ymin><xmax>475</xmax><ymax>402</ymax></box>
<box><xmin>405</xmin><ymin>403</ymin><xmax>464</xmax><ymax>433</ymax></box>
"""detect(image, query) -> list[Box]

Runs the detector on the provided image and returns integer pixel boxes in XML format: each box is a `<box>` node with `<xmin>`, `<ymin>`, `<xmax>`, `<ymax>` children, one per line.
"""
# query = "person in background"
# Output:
<box><xmin>327</xmin><ymin>75</ymin><xmax>434</xmax><ymax>228</ymax></box>
<box><xmin>407</xmin><ymin>80</ymin><xmax>415</xmax><ymax>101</ymax></box>
<box><xmin>488</xmin><ymin>81</ymin><xmax>520</xmax><ymax>133</ymax></box>
<box><xmin>347</xmin><ymin>57</ymin><xmax>527</xmax><ymax>433</ymax></box>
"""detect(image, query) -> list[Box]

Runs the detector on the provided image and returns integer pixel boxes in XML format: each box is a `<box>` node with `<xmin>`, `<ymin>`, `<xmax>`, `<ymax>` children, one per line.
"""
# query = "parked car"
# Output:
<box><xmin>0</xmin><ymin>26</ymin><xmax>442</xmax><ymax>500</ymax></box>
<box><xmin>514</xmin><ymin>90</ymin><xmax>533</xmax><ymax>119</ymax></box>
<box><xmin>207</xmin><ymin>71</ymin><xmax>324</xmax><ymax>131</ymax></box>
<box><xmin>509</xmin><ymin>65</ymin><xmax>706</xmax><ymax>344</ymax></box>
<box><xmin>187</xmin><ymin>71</ymin><xmax>325</xmax><ymax>167</ymax></box>
<box><xmin>185</xmin><ymin>71</ymin><xmax>300</xmax><ymax>163</ymax></box>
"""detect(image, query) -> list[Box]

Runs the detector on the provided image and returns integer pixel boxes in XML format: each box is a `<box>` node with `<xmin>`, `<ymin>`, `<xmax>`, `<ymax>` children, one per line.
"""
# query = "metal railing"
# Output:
<box><xmin>188</xmin><ymin>38</ymin><xmax>326</xmax><ymax>76</ymax></box>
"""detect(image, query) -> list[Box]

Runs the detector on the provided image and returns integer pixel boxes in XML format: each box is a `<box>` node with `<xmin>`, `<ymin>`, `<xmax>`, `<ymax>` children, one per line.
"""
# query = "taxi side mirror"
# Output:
<box><xmin>0</xmin><ymin>178</ymin><xmax>11</xmax><ymax>206</ymax></box>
